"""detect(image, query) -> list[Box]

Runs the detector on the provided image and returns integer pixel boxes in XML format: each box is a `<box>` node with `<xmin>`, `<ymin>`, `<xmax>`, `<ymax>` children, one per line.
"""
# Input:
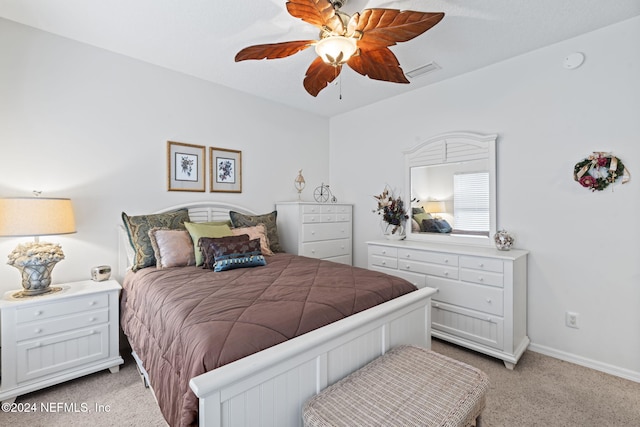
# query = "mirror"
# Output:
<box><xmin>404</xmin><ymin>132</ymin><xmax>497</xmax><ymax>246</ymax></box>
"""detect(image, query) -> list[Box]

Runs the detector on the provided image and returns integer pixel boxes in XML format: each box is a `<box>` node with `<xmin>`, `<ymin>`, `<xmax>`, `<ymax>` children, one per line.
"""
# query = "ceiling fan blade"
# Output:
<box><xmin>304</xmin><ymin>56</ymin><xmax>341</xmax><ymax>96</ymax></box>
<box><xmin>235</xmin><ymin>40</ymin><xmax>315</xmax><ymax>61</ymax></box>
<box><xmin>347</xmin><ymin>48</ymin><xmax>409</xmax><ymax>84</ymax></box>
<box><xmin>286</xmin><ymin>0</ymin><xmax>345</xmax><ymax>33</ymax></box>
<box><xmin>355</xmin><ymin>9</ymin><xmax>444</xmax><ymax>48</ymax></box>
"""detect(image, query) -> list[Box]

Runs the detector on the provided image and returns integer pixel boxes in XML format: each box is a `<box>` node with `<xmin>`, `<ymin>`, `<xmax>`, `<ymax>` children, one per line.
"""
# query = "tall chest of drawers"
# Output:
<box><xmin>276</xmin><ymin>202</ymin><xmax>352</xmax><ymax>265</ymax></box>
<box><xmin>0</xmin><ymin>280</ymin><xmax>124</xmax><ymax>403</ymax></box>
<box><xmin>368</xmin><ymin>240</ymin><xmax>528</xmax><ymax>369</ymax></box>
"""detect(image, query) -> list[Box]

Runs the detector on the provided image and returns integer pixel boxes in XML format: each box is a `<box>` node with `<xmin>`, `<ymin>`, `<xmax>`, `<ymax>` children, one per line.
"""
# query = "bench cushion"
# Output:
<box><xmin>303</xmin><ymin>345</ymin><xmax>490</xmax><ymax>427</ymax></box>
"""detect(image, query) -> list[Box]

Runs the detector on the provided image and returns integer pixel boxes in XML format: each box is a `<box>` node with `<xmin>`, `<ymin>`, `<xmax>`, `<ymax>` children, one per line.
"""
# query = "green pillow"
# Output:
<box><xmin>122</xmin><ymin>209</ymin><xmax>190</xmax><ymax>271</ymax></box>
<box><xmin>412</xmin><ymin>212</ymin><xmax>433</xmax><ymax>231</ymax></box>
<box><xmin>184</xmin><ymin>221</ymin><xmax>233</xmax><ymax>266</ymax></box>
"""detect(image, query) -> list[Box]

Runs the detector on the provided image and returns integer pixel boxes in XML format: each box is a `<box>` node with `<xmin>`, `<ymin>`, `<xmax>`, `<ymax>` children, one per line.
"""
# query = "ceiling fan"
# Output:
<box><xmin>235</xmin><ymin>0</ymin><xmax>444</xmax><ymax>97</ymax></box>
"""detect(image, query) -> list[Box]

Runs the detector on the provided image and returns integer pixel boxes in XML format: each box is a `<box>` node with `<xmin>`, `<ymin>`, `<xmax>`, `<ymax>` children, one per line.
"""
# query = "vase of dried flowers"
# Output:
<box><xmin>373</xmin><ymin>187</ymin><xmax>408</xmax><ymax>240</ymax></box>
<box><xmin>7</xmin><ymin>242</ymin><xmax>65</xmax><ymax>295</ymax></box>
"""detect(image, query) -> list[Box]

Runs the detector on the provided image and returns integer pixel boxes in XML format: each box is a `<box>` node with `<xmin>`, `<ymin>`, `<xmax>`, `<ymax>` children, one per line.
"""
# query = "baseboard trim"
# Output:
<box><xmin>528</xmin><ymin>343</ymin><xmax>640</xmax><ymax>383</ymax></box>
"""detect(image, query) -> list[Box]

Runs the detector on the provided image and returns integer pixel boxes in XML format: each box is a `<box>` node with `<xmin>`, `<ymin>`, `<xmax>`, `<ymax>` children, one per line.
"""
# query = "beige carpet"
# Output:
<box><xmin>2</xmin><ymin>339</ymin><xmax>639</xmax><ymax>426</ymax></box>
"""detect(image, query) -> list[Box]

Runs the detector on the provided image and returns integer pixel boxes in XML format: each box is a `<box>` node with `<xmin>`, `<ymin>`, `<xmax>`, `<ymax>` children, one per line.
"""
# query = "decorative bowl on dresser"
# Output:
<box><xmin>0</xmin><ymin>279</ymin><xmax>124</xmax><ymax>403</ymax></box>
<box><xmin>368</xmin><ymin>240</ymin><xmax>529</xmax><ymax>369</ymax></box>
<box><xmin>276</xmin><ymin>202</ymin><xmax>352</xmax><ymax>265</ymax></box>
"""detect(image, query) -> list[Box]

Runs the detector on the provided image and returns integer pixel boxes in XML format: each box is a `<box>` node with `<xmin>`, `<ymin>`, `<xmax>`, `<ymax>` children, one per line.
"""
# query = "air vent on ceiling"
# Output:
<box><xmin>406</xmin><ymin>61</ymin><xmax>441</xmax><ymax>79</ymax></box>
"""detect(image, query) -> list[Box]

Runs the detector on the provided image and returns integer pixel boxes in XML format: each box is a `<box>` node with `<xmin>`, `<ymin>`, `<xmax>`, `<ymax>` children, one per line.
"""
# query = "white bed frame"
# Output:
<box><xmin>118</xmin><ymin>201</ymin><xmax>436</xmax><ymax>427</ymax></box>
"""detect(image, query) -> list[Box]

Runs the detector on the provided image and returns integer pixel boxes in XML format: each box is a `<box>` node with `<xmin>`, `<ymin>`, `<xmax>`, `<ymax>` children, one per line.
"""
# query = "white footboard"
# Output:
<box><xmin>189</xmin><ymin>286</ymin><xmax>436</xmax><ymax>427</ymax></box>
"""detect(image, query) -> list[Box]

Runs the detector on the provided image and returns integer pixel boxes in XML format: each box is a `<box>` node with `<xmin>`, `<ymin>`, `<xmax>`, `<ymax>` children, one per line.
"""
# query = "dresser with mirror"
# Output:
<box><xmin>367</xmin><ymin>132</ymin><xmax>529</xmax><ymax>369</ymax></box>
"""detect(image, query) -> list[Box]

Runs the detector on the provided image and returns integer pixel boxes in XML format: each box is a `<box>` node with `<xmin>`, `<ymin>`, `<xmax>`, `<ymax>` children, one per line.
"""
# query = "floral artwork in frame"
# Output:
<box><xmin>167</xmin><ymin>141</ymin><xmax>206</xmax><ymax>192</ymax></box>
<box><xmin>210</xmin><ymin>147</ymin><xmax>242</xmax><ymax>193</ymax></box>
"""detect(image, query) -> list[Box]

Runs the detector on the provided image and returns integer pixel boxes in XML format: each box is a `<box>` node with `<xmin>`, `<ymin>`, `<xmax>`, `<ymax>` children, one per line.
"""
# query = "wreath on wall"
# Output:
<box><xmin>573</xmin><ymin>152</ymin><xmax>630</xmax><ymax>192</ymax></box>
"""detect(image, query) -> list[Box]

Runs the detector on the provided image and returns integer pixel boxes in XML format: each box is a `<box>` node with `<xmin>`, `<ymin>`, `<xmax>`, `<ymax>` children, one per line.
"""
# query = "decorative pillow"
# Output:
<box><xmin>148</xmin><ymin>228</ymin><xmax>195</xmax><ymax>268</ymax></box>
<box><xmin>412</xmin><ymin>207</ymin><xmax>426</xmax><ymax>215</ymax></box>
<box><xmin>122</xmin><ymin>209</ymin><xmax>190</xmax><ymax>271</ymax></box>
<box><xmin>412</xmin><ymin>212</ymin><xmax>433</xmax><ymax>232</ymax></box>
<box><xmin>199</xmin><ymin>234</ymin><xmax>250</xmax><ymax>270</ymax></box>
<box><xmin>422</xmin><ymin>218</ymin><xmax>452</xmax><ymax>233</ymax></box>
<box><xmin>229</xmin><ymin>210</ymin><xmax>282</xmax><ymax>252</ymax></box>
<box><xmin>411</xmin><ymin>218</ymin><xmax>421</xmax><ymax>233</ymax></box>
<box><xmin>231</xmin><ymin>223</ymin><xmax>273</xmax><ymax>256</ymax></box>
<box><xmin>184</xmin><ymin>221</ymin><xmax>234</xmax><ymax>266</ymax></box>
<box><xmin>203</xmin><ymin>237</ymin><xmax>266</xmax><ymax>272</ymax></box>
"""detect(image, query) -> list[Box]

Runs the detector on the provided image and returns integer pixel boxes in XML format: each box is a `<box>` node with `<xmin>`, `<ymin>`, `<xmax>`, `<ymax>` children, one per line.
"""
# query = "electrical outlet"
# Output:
<box><xmin>566</xmin><ymin>311</ymin><xmax>580</xmax><ymax>329</ymax></box>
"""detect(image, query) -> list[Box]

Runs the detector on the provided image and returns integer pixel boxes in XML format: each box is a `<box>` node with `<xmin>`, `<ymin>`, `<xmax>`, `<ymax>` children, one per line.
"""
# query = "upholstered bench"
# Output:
<box><xmin>303</xmin><ymin>345</ymin><xmax>490</xmax><ymax>427</ymax></box>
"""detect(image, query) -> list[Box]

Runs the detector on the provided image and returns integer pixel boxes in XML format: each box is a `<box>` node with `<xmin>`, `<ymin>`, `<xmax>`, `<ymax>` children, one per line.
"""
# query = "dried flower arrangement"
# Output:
<box><xmin>373</xmin><ymin>187</ymin><xmax>409</xmax><ymax>235</ymax></box>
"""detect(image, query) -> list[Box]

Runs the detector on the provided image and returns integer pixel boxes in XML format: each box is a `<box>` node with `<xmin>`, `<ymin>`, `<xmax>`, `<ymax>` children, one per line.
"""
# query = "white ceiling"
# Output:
<box><xmin>1</xmin><ymin>0</ymin><xmax>639</xmax><ymax>117</ymax></box>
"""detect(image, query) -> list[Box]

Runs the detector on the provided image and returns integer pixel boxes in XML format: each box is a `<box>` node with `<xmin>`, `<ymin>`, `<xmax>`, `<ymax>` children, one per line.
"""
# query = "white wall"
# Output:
<box><xmin>330</xmin><ymin>17</ymin><xmax>640</xmax><ymax>380</ymax></box>
<box><xmin>0</xmin><ymin>19</ymin><xmax>329</xmax><ymax>293</ymax></box>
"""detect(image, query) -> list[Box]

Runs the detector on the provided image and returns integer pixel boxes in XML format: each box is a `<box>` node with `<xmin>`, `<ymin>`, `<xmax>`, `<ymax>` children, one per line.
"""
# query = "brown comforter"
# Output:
<box><xmin>121</xmin><ymin>253</ymin><xmax>416</xmax><ymax>426</ymax></box>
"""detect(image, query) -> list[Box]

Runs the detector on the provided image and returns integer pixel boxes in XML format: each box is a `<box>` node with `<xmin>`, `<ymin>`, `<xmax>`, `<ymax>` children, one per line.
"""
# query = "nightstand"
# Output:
<box><xmin>0</xmin><ymin>280</ymin><xmax>124</xmax><ymax>403</ymax></box>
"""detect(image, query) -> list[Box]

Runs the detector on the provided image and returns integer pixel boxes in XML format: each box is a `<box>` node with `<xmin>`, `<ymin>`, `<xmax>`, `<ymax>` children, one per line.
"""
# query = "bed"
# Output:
<box><xmin>117</xmin><ymin>201</ymin><xmax>436</xmax><ymax>427</ymax></box>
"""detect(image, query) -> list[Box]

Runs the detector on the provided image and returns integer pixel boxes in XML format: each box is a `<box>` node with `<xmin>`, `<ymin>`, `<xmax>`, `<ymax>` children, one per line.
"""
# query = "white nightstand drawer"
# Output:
<box><xmin>301</xmin><ymin>239</ymin><xmax>351</xmax><ymax>259</ymax></box>
<box><xmin>302</xmin><ymin>223</ymin><xmax>351</xmax><ymax>242</ymax></box>
<box><xmin>17</xmin><ymin>324</ymin><xmax>110</xmax><ymax>383</ymax></box>
<box><xmin>302</xmin><ymin>205</ymin><xmax>322</xmax><ymax>214</ymax></box>
<box><xmin>399</xmin><ymin>259</ymin><xmax>459</xmax><ymax>280</ymax></box>
<box><xmin>17</xmin><ymin>308</ymin><xmax>109</xmax><ymax>340</ymax></box>
<box><xmin>17</xmin><ymin>293</ymin><xmax>109</xmax><ymax>324</ymax></box>
<box><xmin>429</xmin><ymin>276</ymin><xmax>504</xmax><ymax>316</ymax></box>
<box><xmin>369</xmin><ymin>254</ymin><xmax>398</xmax><ymax>269</ymax></box>
<box><xmin>460</xmin><ymin>269</ymin><xmax>504</xmax><ymax>287</ymax></box>
<box><xmin>368</xmin><ymin>245</ymin><xmax>398</xmax><ymax>258</ymax></box>
<box><xmin>460</xmin><ymin>256</ymin><xmax>504</xmax><ymax>273</ymax></box>
<box><xmin>398</xmin><ymin>249</ymin><xmax>459</xmax><ymax>267</ymax></box>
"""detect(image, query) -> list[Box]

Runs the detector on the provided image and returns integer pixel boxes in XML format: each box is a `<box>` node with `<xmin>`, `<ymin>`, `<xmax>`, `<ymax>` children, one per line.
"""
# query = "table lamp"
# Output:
<box><xmin>0</xmin><ymin>195</ymin><xmax>76</xmax><ymax>297</ymax></box>
<box><xmin>424</xmin><ymin>200</ymin><xmax>446</xmax><ymax>219</ymax></box>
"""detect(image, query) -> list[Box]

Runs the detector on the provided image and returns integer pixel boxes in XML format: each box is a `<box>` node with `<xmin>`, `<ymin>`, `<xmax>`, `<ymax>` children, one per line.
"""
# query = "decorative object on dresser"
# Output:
<box><xmin>0</xmin><ymin>280</ymin><xmax>124</xmax><ymax>404</ymax></box>
<box><xmin>167</xmin><ymin>140</ymin><xmax>206</xmax><ymax>192</ymax></box>
<box><xmin>573</xmin><ymin>152</ymin><xmax>630</xmax><ymax>192</ymax></box>
<box><xmin>276</xmin><ymin>201</ymin><xmax>352</xmax><ymax>265</ymax></box>
<box><xmin>368</xmin><ymin>240</ymin><xmax>529</xmax><ymax>369</ymax></box>
<box><xmin>294</xmin><ymin>169</ymin><xmax>306</xmax><ymax>200</ymax></box>
<box><xmin>494</xmin><ymin>230</ymin><xmax>514</xmax><ymax>251</ymax></box>
<box><xmin>313</xmin><ymin>182</ymin><xmax>335</xmax><ymax>203</ymax></box>
<box><xmin>210</xmin><ymin>147</ymin><xmax>242</xmax><ymax>193</ymax></box>
<box><xmin>91</xmin><ymin>265</ymin><xmax>112</xmax><ymax>282</ymax></box>
<box><xmin>0</xmin><ymin>194</ymin><xmax>76</xmax><ymax>297</ymax></box>
<box><xmin>373</xmin><ymin>186</ymin><xmax>409</xmax><ymax>240</ymax></box>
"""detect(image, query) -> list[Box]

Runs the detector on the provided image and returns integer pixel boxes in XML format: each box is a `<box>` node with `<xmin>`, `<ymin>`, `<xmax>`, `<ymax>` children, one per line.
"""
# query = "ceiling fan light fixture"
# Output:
<box><xmin>315</xmin><ymin>36</ymin><xmax>357</xmax><ymax>66</ymax></box>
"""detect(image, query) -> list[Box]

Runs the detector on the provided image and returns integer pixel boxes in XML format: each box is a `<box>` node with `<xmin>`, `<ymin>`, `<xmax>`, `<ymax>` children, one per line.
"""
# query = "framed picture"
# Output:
<box><xmin>167</xmin><ymin>141</ymin><xmax>206</xmax><ymax>192</ymax></box>
<box><xmin>210</xmin><ymin>147</ymin><xmax>242</xmax><ymax>193</ymax></box>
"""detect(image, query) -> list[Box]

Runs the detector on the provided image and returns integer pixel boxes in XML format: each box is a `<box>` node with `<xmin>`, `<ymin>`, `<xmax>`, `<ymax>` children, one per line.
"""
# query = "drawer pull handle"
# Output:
<box><xmin>34</xmin><ymin>310</ymin><xmax>43</xmax><ymax>316</ymax></box>
<box><xmin>479</xmin><ymin>263</ymin><xmax>484</xmax><ymax>267</ymax></box>
<box><xmin>405</xmin><ymin>265</ymin><xmax>411</xmax><ymax>270</ymax></box>
<box><xmin>444</xmin><ymin>259</ymin><xmax>449</xmax><ymax>263</ymax></box>
<box><xmin>382</xmin><ymin>261</ymin><xmax>386</xmax><ymax>265</ymax></box>
<box><xmin>311</xmin><ymin>250</ymin><xmax>316</xmax><ymax>254</ymax></box>
<box><xmin>444</xmin><ymin>272</ymin><xmax>449</xmax><ymax>276</ymax></box>
<box><xmin>311</xmin><ymin>231</ymin><xmax>316</xmax><ymax>235</ymax></box>
<box><xmin>382</xmin><ymin>250</ymin><xmax>386</xmax><ymax>255</ymax></box>
<box><xmin>486</xmin><ymin>298</ymin><xmax>492</xmax><ymax>304</ymax></box>
<box><xmin>90</xmin><ymin>301</ymin><xmax>97</xmax><ymax>306</ymax></box>
<box><xmin>90</xmin><ymin>317</ymin><xmax>97</xmax><ymax>322</ymax></box>
<box><xmin>34</xmin><ymin>328</ymin><xmax>43</xmax><ymax>334</ymax></box>
<box><xmin>406</xmin><ymin>254</ymin><xmax>411</xmax><ymax>258</ymax></box>
<box><xmin>434</xmin><ymin>303</ymin><xmax>440</xmax><ymax>308</ymax></box>
<box><xmin>90</xmin><ymin>330</ymin><xmax>96</xmax><ymax>334</ymax></box>
<box><xmin>478</xmin><ymin>277</ymin><xmax>484</xmax><ymax>282</ymax></box>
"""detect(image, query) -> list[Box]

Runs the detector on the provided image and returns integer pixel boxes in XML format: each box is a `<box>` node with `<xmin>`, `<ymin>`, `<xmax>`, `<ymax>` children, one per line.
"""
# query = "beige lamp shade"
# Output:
<box><xmin>424</xmin><ymin>200</ymin><xmax>446</xmax><ymax>214</ymax></box>
<box><xmin>0</xmin><ymin>197</ymin><xmax>76</xmax><ymax>237</ymax></box>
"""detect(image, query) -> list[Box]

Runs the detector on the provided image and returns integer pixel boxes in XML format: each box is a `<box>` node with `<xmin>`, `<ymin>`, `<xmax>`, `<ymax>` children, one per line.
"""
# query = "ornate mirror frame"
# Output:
<box><xmin>404</xmin><ymin>132</ymin><xmax>497</xmax><ymax>247</ymax></box>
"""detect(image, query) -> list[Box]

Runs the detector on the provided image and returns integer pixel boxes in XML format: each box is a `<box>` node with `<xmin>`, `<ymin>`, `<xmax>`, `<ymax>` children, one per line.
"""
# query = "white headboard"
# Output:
<box><xmin>117</xmin><ymin>201</ymin><xmax>258</xmax><ymax>281</ymax></box>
